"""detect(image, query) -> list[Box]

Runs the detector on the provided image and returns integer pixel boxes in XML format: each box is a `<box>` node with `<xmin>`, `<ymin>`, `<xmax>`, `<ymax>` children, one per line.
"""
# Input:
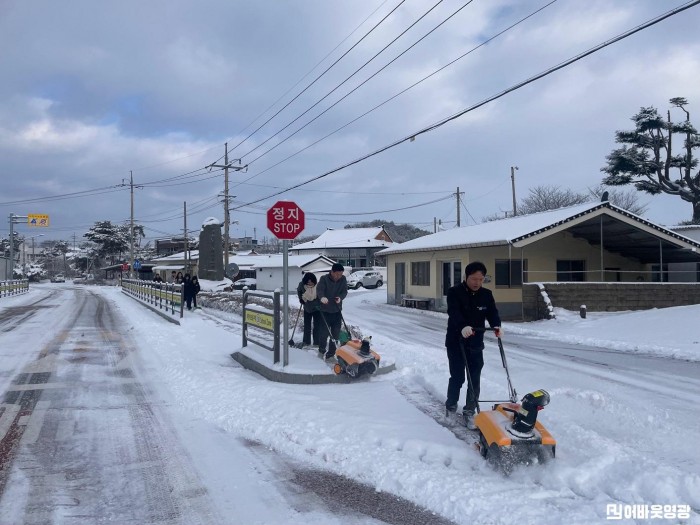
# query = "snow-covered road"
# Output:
<box><xmin>0</xmin><ymin>283</ymin><xmax>698</xmax><ymax>525</ymax></box>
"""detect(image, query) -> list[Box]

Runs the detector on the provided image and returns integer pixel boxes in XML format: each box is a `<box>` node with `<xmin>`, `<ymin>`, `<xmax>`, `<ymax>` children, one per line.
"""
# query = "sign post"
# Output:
<box><xmin>267</xmin><ymin>201</ymin><xmax>305</xmax><ymax>366</ymax></box>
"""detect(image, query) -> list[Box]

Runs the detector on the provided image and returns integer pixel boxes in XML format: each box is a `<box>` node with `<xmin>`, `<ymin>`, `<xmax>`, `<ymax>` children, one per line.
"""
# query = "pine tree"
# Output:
<box><xmin>601</xmin><ymin>97</ymin><xmax>700</xmax><ymax>223</ymax></box>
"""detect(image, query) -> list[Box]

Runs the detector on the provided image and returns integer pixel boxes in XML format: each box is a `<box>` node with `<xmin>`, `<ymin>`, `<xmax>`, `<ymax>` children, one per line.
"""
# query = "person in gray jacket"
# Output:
<box><xmin>316</xmin><ymin>263</ymin><xmax>348</xmax><ymax>359</ymax></box>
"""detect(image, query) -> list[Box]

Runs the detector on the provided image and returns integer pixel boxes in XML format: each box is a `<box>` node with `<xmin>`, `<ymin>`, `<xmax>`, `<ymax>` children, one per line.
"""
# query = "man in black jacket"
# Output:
<box><xmin>445</xmin><ymin>261</ymin><xmax>502</xmax><ymax>430</ymax></box>
<box><xmin>316</xmin><ymin>263</ymin><xmax>348</xmax><ymax>359</ymax></box>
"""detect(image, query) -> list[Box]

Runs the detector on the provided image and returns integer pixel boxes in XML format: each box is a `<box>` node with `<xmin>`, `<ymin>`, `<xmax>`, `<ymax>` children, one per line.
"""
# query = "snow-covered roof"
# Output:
<box><xmin>230</xmin><ymin>254</ymin><xmax>334</xmax><ymax>269</ymax></box>
<box><xmin>151</xmin><ymin>250</ymin><xmax>199</xmax><ymax>262</ymax></box>
<box><xmin>292</xmin><ymin>227</ymin><xmax>392</xmax><ymax>250</ymax></box>
<box><xmin>379</xmin><ymin>202</ymin><xmax>700</xmax><ymax>256</ymax></box>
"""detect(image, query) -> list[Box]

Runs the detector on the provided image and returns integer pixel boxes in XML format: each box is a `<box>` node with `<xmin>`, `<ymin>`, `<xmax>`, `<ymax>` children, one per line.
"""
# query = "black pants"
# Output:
<box><xmin>185</xmin><ymin>296</ymin><xmax>193</xmax><ymax>309</ymax></box>
<box><xmin>193</xmin><ymin>293</ymin><xmax>198</xmax><ymax>308</ymax></box>
<box><xmin>317</xmin><ymin>311</ymin><xmax>341</xmax><ymax>351</ymax></box>
<box><xmin>303</xmin><ymin>309</ymin><xmax>320</xmax><ymax>345</ymax></box>
<box><xmin>446</xmin><ymin>342</ymin><xmax>484</xmax><ymax>413</ymax></box>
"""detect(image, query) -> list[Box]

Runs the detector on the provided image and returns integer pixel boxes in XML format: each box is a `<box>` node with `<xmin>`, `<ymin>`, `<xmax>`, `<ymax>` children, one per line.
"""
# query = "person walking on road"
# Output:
<box><xmin>316</xmin><ymin>263</ymin><xmax>348</xmax><ymax>359</ymax></box>
<box><xmin>445</xmin><ymin>261</ymin><xmax>502</xmax><ymax>430</ymax></box>
<box><xmin>296</xmin><ymin>272</ymin><xmax>320</xmax><ymax>348</ymax></box>
<box><xmin>182</xmin><ymin>273</ymin><xmax>196</xmax><ymax>310</ymax></box>
<box><xmin>191</xmin><ymin>276</ymin><xmax>201</xmax><ymax>309</ymax></box>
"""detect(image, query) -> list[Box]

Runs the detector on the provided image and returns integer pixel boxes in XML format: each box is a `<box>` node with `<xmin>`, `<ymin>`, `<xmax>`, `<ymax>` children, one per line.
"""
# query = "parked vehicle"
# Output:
<box><xmin>232</xmin><ymin>277</ymin><xmax>257</xmax><ymax>290</ymax></box>
<box><xmin>347</xmin><ymin>271</ymin><xmax>383</xmax><ymax>289</ymax></box>
<box><xmin>51</xmin><ymin>274</ymin><xmax>66</xmax><ymax>283</ymax></box>
<box><xmin>347</xmin><ymin>271</ymin><xmax>368</xmax><ymax>289</ymax></box>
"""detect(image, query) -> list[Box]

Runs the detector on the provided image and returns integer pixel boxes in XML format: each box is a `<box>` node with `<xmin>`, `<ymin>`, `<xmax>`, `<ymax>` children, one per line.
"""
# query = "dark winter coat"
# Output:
<box><xmin>191</xmin><ymin>278</ymin><xmax>201</xmax><ymax>295</ymax></box>
<box><xmin>316</xmin><ymin>273</ymin><xmax>348</xmax><ymax>314</ymax></box>
<box><xmin>296</xmin><ymin>276</ymin><xmax>320</xmax><ymax>312</ymax></box>
<box><xmin>445</xmin><ymin>282</ymin><xmax>501</xmax><ymax>350</ymax></box>
<box><xmin>183</xmin><ymin>278</ymin><xmax>197</xmax><ymax>300</ymax></box>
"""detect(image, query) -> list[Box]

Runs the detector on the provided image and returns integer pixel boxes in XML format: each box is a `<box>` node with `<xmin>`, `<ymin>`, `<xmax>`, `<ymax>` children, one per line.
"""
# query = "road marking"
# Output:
<box><xmin>0</xmin><ymin>404</ymin><xmax>20</xmax><ymax>442</ymax></box>
<box><xmin>20</xmin><ymin>400</ymin><xmax>50</xmax><ymax>444</ymax></box>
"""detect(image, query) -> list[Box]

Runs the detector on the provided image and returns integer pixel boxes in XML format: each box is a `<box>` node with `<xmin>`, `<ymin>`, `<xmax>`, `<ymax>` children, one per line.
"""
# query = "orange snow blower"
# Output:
<box><xmin>465</xmin><ymin>329</ymin><xmax>556</xmax><ymax>467</ymax></box>
<box><xmin>332</xmin><ymin>337</ymin><xmax>381</xmax><ymax>377</ymax></box>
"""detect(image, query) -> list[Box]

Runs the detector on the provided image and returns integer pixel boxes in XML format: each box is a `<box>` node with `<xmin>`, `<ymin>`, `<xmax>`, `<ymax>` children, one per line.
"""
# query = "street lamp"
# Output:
<box><xmin>31</xmin><ymin>234</ymin><xmax>45</xmax><ymax>262</ymax></box>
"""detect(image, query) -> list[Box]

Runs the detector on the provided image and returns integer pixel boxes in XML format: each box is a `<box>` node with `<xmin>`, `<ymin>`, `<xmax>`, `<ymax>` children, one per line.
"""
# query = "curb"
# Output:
<box><xmin>231</xmin><ymin>351</ymin><xmax>395</xmax><ymax>385</ymax></box>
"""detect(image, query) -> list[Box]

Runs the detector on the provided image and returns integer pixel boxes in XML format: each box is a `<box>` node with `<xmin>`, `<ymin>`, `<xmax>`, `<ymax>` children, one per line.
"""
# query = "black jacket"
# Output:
<box><xmin>445</xmin><ymin>282</ymin><xmax>501</xmax><ymax>350</ymax></box>
<box><xmin>183</xmin><ymin>279</ymin><xmax>197</xmax><ymax>300</ymax></box>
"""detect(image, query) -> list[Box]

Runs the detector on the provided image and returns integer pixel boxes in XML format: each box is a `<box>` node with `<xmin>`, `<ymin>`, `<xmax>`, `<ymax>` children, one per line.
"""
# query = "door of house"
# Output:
<box><xmin>441</xmin><ymin>261</ymin><xmax>462</xmax><ymax>306</ymax></box>
<box><xmin>394</xmin><ymin>262</ymin><xmax>406</xmax><ymax>304</ymax></box>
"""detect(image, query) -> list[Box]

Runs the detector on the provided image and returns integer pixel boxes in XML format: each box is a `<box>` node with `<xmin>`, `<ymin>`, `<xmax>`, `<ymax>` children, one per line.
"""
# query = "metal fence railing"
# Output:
<box><xmin>242</xmin><ymin>288</ymin><xmax>281</xmax><ymax>364</ymax></box>
<box><xmin>121</xmin><ymin>279</ymin><xmax>183</xmax><ymax>318</ymax></box>
<box><xmin>0</xmin><ymin>279</ymin><xmax>29</xmax><ymax>298</ymax></box>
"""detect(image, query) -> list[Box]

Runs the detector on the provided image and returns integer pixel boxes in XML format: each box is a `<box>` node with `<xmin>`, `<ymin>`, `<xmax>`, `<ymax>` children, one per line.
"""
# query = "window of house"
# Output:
<box><xmin>411</xmin><ymin>261</ymin><xmax>430</xmax><ymax>286</ymax></box>
<box><xmin>495</xmin><ymin>259</ymin><xmax>528</xmax><ymax>287</ymax></box>
<box><xmin>556</xmin><ymin>259</ymin><xmax>586</xmax><ymax>282</ymax></box>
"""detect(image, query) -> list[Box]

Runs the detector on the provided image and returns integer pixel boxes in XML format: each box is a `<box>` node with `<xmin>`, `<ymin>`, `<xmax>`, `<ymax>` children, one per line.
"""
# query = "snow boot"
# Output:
<box><xmin>463</xmin><ymin>409</ymin><xmax>477</xmax><ymax>431</ymax></box>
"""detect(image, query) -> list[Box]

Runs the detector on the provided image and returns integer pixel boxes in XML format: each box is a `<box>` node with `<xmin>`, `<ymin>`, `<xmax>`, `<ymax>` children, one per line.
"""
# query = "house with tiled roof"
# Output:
<box><xmin>290</xmin><ymin>226</ymin><xmax>393</xmax><ymax>269</ymax></box>
<box><xmin>377</xmin><ymin>202</ymin><xmax>700</xmax><ymax>320</ymax></box>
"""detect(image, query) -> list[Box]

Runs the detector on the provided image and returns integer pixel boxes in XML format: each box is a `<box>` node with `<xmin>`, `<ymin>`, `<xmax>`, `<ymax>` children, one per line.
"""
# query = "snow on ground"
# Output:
<box><xmin>509</xmin><ymin>305</ymin><xmax>700</xmax><ymax>362</ymax></box>
<box><xmin>12</xmin><ymin>283</ymin><xmax>697</xmax><ymax>525</ymax></box>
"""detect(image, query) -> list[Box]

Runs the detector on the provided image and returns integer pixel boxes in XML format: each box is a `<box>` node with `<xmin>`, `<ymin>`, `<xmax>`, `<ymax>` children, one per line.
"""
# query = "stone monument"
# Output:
<box><xmin>197</xmin><ymin>217</ymin><xmax>224</xmax><ymax>281</ymax></box>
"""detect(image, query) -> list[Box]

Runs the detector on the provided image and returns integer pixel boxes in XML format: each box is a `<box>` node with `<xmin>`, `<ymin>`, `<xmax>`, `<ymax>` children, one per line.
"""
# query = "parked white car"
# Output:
<box><xmin>347</xmin><ymin>271</ymin><xmax>383</xmax><ymax>289</ymax></box>
<box><xmin>51</xmin><ymin>274</ymin><xmax>66</xmax><ymax>283</ymax></box>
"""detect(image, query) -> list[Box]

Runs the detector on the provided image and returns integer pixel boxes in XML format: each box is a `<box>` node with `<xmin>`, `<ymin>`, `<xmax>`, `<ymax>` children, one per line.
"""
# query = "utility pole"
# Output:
<box><xmin>119</xmin><ymin>172</ymin><xmax>143</xmax><ymax>279</ymax></box>
<box><xmin>129</xmin><ymin>171</ymin><xmax>134</xmax><ymax>279</ymax></box>
<box><xmin>510</xmin><ymin>166</ymin><xmax>519</xmax><ymax>217</ymax></box>
<box><xmin>208</xmin><ymin>143</ymin><xmax>247</xmax><ymax>273</ymax></box>
<box><xmin>455</xmin><ymin>187</ymin><xmax>464</xmax><ymax>227</ymax></box>
<box><xmin>183</xmin><ymin>201</ymin><xmax>189</xmax><ymax>274</ymax></box>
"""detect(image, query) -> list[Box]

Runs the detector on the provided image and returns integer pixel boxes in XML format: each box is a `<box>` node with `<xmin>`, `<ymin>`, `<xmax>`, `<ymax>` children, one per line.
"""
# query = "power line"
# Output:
<box><xmin>232</xmin><ymin>0</ymin><xmax>558</xmax><ymax>188</ymax></box>
<box><xmin>231</xmin><ymin>0</ymin><xmax>699</xmax><ymax>212</ymax></box>
<box><xmin>236</xmin><ymin>0</ymin><xmax>454</xmax><ymax>163</ymax></box>
<box><xmin>223</xmin><ymin>0</ymin><xmax>407</xmax><ymax>159</ymax></box>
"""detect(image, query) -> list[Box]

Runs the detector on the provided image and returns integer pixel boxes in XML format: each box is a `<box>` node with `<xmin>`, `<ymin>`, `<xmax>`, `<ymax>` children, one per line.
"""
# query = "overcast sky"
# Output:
<box><xmin>1</xmin><ymin>0</ymin><xmax>699</xmax><ymax>248</ymax></box>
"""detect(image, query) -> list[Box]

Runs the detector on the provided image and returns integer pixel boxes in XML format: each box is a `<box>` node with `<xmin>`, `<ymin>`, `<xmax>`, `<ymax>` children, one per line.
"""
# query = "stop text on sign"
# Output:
<box><xmin>267</xmin><ymin>201</ymin><xmax>305</xmax><ymax>240</ymax></box>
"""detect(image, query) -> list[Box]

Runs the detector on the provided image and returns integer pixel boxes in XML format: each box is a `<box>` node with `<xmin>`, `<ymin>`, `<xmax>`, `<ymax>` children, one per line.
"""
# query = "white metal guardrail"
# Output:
<box><xmin>0</xmin><ymin>279</ymin><xmax>29</xmax><ymax>298</ymax></box>
<box><xmin>121</xmin><ymin>279</ymin><xmax>184</xmax><ymax>319</ymax></box>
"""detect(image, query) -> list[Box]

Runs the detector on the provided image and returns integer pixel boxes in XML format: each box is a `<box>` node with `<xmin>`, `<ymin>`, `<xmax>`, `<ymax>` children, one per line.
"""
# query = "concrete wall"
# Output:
<box><xmin>522</xmin><ymin>282</ymin><xmax>700</xmax><ymax>320</ymax></box>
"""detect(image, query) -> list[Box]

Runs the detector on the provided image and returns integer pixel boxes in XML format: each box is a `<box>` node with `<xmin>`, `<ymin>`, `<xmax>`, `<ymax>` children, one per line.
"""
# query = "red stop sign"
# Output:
<box><xmin>267</xmin><ymin>201</ymin><xmax>305</xmax><ymax>240</ymax></box>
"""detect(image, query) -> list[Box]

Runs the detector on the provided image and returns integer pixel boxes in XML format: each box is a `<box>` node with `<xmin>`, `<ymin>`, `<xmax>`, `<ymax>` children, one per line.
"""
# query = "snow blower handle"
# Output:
<box><xmin>473</xmin><ymin>328</ymin><xmax>518</xmax><ymax>402</ymax></box>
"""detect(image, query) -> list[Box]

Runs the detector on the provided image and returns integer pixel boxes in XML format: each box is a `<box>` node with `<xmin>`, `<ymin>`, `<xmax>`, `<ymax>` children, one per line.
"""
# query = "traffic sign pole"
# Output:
<box><xmin>282</xmin><ymin>240</ymin><xmax>289</xmax><ymax>366</ymax></box>
<box><xmin>266</xmin><ymin>201</ymin><xmax>305</xmax><ymax>368</ymax></box>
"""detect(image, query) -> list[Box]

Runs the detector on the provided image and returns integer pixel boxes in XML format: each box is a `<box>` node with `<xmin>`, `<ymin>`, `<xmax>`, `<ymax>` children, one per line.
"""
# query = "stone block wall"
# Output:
<box><xmin>522</xmin><ymin>283</ymin><xmax>700</xmax><ymax>320</ymax></box>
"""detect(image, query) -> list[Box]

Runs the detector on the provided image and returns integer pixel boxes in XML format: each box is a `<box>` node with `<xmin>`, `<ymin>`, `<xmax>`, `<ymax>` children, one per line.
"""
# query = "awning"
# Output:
<box><xmin>152</xmin><ymin>265</ymin><xmax>185</xmax><ymax>271</ymax></box>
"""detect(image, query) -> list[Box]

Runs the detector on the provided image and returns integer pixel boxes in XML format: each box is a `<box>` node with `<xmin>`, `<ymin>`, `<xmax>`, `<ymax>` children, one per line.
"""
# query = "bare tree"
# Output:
<box><xmin>518</xmin><ymin>185</ymin><xmax>589</xmax><ymax>215</ymax></box>
<box><xmin>587</xmin><ymin>185</ymin><xmax>648</xmax><ymax>216</ymax></box>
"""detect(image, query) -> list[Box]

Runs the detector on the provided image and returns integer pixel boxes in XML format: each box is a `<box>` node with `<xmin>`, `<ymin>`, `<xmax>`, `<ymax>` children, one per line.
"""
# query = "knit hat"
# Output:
<box><xmin>331</xmin><ymin>263</ymin><xmax>344</xmax><ymax>272</ymax></box>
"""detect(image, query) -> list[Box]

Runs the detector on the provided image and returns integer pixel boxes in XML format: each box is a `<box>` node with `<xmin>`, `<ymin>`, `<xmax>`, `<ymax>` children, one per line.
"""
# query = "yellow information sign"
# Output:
<box><xmin>28</xmin><ymin>214</ymin><xmax>50</xmax><ymax>227</ymax></box>
<box><xmin>245</xmin><ymin>310</ymin><xmax>274</xmax><ymax>331</ymax></box>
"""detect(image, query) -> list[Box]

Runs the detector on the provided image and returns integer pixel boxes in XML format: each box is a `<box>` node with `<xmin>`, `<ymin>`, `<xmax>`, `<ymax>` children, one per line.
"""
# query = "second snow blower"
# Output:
<box><xmin>333</xmin><ymin>336</ymin><xmax>381</xmax><ymax>378</ymax></box>
<box><xmin>466</xmin><ymin>329</ymin><xmax>556</xmax><ymax>467</ymax></box>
